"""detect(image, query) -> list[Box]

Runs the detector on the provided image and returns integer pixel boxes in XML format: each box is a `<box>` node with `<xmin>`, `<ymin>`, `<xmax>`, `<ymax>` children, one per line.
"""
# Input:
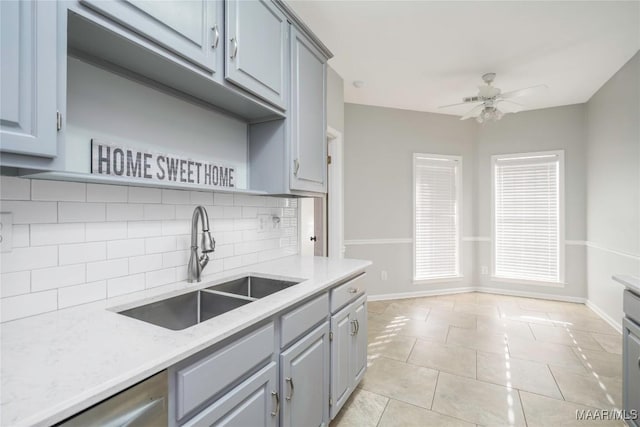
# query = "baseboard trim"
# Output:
<box><xmin>367</xmin><ymin>286</ymin><xmax>586</xmax><ymax>304</ymax></box>
<box><xmin>585</xmin><ymin>300</ymin><xmax>622</xmax><ymax>334</ymax></box>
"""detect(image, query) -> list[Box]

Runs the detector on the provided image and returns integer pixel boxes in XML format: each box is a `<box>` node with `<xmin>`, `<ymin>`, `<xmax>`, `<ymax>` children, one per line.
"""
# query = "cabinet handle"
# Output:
<box><xmin>355</xmin><ymin>319</ymin><xmax>360</xmax><ymax>334</ymax></box>
<box><xmin>348</xmin><ymin>287</ymin><xmax>359</xmax><ymax>294</ymax></box>
<box><xmin>637</xmin><ymin>357</ymin><xmax>640</xmax><ymax>370</ymax></box>
<box><xmin>271</xmin><ymin>391</ymin><xmax>280</xmax><ymax>416</ymax></box>
<box><xmin>350</xmin><ymin>320</ymin><xmax>357</xmax><ymax>336</ymax></box>
<box><xmin>293</xmin><ymin>159</ymin><xmax>300</xmax><ymax>176</ymax></box>
<box><xmin>230</xmin><ymin>37</ymin><xmax>238</xmax><ymax>59</ymax></box>
<box><xmin>285</xmin><ymin>377</ymin><xmax>294</xmax><ymax>400</ymax></box>
<box><xmin>212</xmin><ymin>25</ymin><xmax>220</xmax><ymax>49</ymax></box>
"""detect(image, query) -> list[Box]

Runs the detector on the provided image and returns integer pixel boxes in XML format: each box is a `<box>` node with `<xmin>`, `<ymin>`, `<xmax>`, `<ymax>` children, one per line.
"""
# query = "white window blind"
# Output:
<box><xmin>413</xmin><ymin>154</ymin><xmax>461</xmax><ymax>281</ymax></box>
<box><xmin>493</xmin><ymin>152</ymin><xmax>564</xmax><ymax>283</ymax></box>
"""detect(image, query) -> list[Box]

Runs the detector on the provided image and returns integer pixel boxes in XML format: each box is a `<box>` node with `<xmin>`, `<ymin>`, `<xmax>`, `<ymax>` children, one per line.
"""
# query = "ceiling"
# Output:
<box><xmin>286</xmin><ymin>1</ymin><xmax>640</xmax><ymax>117</ymax></box>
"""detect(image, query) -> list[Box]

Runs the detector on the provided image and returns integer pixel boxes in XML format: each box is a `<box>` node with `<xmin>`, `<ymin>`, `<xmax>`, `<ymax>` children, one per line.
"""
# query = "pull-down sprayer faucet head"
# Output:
<box><xmin>201</xmin><ymin>231</ymin><xmax>215</xmax><ymax>254</ymax></box>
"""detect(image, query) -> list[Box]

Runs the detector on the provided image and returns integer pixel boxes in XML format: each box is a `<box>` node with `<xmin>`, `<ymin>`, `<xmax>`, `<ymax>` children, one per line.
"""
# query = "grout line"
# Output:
<box><xmin>429</xmin><ymin>371</ymin><xmax>440</xmax><ymax>410</ymax></box>
<box><xmin>517</xmin><ymin>389</ymin><xmax>529</xmax><ymax>427</ymax></box>
<box><xmin>374</xmin><ymin>397</ymin><xmax>391</xmax><ymax>427</ymax></box>
<box><xmin>406</xmin><ymin>337</ymin><xmax>418</xmax><ymax>362</ymax></box>
<box><xmin>547</xmin><ymin>365</ymin><xmax>566</xmax><ymax>401</ymax></box>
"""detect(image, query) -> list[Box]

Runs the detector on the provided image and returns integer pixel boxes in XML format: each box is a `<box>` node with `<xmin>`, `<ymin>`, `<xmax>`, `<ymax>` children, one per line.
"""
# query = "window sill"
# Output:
<box><xmin>490</xmin><ymin>276</ymin><xmax>566</xmax><ymax>288</ymax></box>
<box><xmin>414</xmin><ymin>276</ymin><xmax>464</xmax><ymax>285</ymax></box>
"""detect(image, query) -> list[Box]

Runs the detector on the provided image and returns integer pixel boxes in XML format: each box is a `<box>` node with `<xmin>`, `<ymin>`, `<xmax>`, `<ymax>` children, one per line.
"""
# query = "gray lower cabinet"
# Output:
<box><xmin>330</xmin><ymin>295</ymin><xmax>367</xmax><ymax>419</ymax></box>
<box><xmin>0</xmin><ymin>0</ymin><xmax>58</xmax><ymax>158</ymax></box>
<box><xmin>289</xmin><ymin>27</ymin><xmax>327</xmax><ymax>193</ymax></box>
<box><xmin>80</xmin><ymin>0</ymin><xmax>220</xmax><ymax>73</ymax></box>
<box><xmin>225</xmin><ymin>0</ymin><xmax>287</xmax><ymax>109</ymax></box>
<box><xmin>182</xmin><ymin>362</ymin><xmax>278</xmax><ymax>427</ymax></box>
<box><xmin>624</xmin><ymin>291</ymin><xmax>640</xmax><ymax>427</ymax></box>
<box><xmin>280</xmin><ymin>321</ymin><xmax>330</xmax><ymax>427</ymax></box>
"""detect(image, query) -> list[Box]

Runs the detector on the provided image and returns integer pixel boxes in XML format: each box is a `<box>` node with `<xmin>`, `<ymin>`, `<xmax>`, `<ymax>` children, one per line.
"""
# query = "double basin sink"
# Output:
<box><xmin>119</xmin><ymin>276</ymin><xmax>300</xmax><ymax>330</ymax></box>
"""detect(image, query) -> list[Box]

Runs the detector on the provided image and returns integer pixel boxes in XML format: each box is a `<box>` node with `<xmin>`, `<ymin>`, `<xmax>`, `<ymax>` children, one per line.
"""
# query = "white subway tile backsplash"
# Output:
<box><xmin>1</xmin><ymin>246</ymin><xmax>58</xmax><ymax>273</ymax></box>
<box><xmin>58</xmin><ymin>281</ymin><xmax>106</xmax><ymax>308</ymax></box>
<box><xmin>59</xmin><ymin>242</ymin><xmax>106</xmax><ymax>265</ymax></box>
<box><xmin>190</xmin><ymin>191</ymin><xmax>213</xmax><ymax>205</ymax></box>
<box><xmin>87</xmin><ymin>259</ymin><xmax>128</xmax><ymax>281</ymax></box>
<box><xmin>162</xmin><ymin>189</ymin><xmax>190</xmax><ymax>205</ymax></box>
<box><xmin>1</xmin><ymin>291</ymin><xmax>57</xmax><ymax>322</ymax></box>
<box><xmin>128</xmin><ymin>186</ymin><xmax>161</xmax><ymax>203</ymax></box>
<box><xmin>129</xmin><ymin>254</ymin><xmax>163</xmax><ymax>274</ymax></box>
<box><xmin>0</xmin><ymin>177</ymin><xmax>297</xmax><ymax>322</ymax></box>
<box><xmin>213</xmin><ymin>193</ymin><xmax>234</xmax><ymax>206</ymax></box>
<box><xmin>107</xmin><ymin>239</ymin><xmax>145</xmax><ymax>259</ymax></box>
<box><xmin>32</xmin><ymin>180</ymin><xmax>86</xmax><ymax>202</ymax></box>
<box><xmin>31</xmin><ymin>223</ymin><xmax>85</xmax><ymax>246</ymax></box>
<box><xmin>128</xmin><ymin>221</ymin><xmax>162</xmax><ymax>238</ymax></box>
<box><xmin>1</xmin><ymin>201</ymin><xmax>57</xmax><ymax>224</ymax></box>
<box><xmin>161</xmin><ymin>220</ymin><xmax>190</xmax><ymax>236</ymax></box>
<box><xmin>107</xmin><ymin>203</ymin><xmax>143</xmax><ymax>221</ymax></box>
<box><xmin>145</xmin><ymin>236</ymin><xmax>177</xmax><ymax>254</ymax></box>
<box><xmin>1</xmin><ymin>271</ymin><xmax>30</xmax><ymax>298</ymax></box>
<box><xmin>107</xmin><ymin>274</ymin><xmax>145</xmax><ymax>298</ymax></box>
<box><xmin>143</xmin><ymin>204</ymin><xmax>175</xmax><ymax>220</ymax></box>
<box><xmin>0</xmin><ymin>176</ymin><xmax>30</xmax><ymax>200</ymax></box>
<box><xmin>162</xmin><ymin>250</ymin><xmax>190</xmax><ymax>268</ymax></box>
<box><xmin>85</xmin><ymin>222</ymin><xmax>127</xmax><ymax>241</ymax></box>
<box><xmin>32</xmin><ymin>264</ymin><xmax>86</xmax><ymax>291</ymax></box>
<box><xmin>12</xmin><ymin>225</ymin><xmax>30</xmax><ymax>248</ymax></box>
<box><xmin>87</xmin><ymin>184</ymin><xmax>128</xmax><ymax>202</ymax></box>
<box><xmin>145</xmin><ymin>267</ymin><xmax>176</xmax><ymax>288</ymax></box>
<box><xmin>59</xmin><ymin>202</ymin><xmax>105</xmax><ymax>223</ymax></box>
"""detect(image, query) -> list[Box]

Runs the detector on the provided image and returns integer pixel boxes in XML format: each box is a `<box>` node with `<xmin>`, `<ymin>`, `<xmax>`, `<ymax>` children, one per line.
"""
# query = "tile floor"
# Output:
<box><xmin>330</xmin><ymin>292</ymin><xmax>624</xmax><ymax>427</ymax></box>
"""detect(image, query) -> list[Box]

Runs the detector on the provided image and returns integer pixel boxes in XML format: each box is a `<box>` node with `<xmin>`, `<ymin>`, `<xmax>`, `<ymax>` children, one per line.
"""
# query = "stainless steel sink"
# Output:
<box><xmin>207</xmin><ymin>276</ymin><xmax>299</xmax><ymax>299</ymax></box>
<box><xmin>119</xmin><ymin>290</ymin><xmax>251</xmax><ymax>330</ymax></box>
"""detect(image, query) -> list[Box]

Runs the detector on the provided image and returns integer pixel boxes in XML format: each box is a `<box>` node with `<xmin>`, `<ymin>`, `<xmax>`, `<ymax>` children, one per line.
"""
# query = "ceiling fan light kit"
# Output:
<box><xmin>439</xmin><ymin>73</ymin><xmax>546</xmax><ymax>123</ymax></box>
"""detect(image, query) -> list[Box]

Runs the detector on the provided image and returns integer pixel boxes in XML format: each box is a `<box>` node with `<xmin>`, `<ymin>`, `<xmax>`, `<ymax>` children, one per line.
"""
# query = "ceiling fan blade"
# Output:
<box><xmin>500</xmin><ymin>84</ymin><xmax>547</xmax><ymax>99</ymax></box>
<box><xmin>497</xmin><ymin>99</ymin><xmax>526</xmax><ymax>112</ymax></box>
<box><xmin>438</xmin><ymin>100</ymin><xmax>480</xmax><ymax>109</ymax></box>
<box><xmin>460</xmin><ymin>104</ymin><xmax>484</xmax><ymax>120</ymax></box>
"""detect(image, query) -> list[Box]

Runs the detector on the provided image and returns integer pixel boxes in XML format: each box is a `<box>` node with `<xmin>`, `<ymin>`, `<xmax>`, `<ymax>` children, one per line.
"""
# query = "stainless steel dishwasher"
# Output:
<box><xmin>58</xmin><ymin>371</ymin><xmax>167</xmax><ymax>426</ymax></box>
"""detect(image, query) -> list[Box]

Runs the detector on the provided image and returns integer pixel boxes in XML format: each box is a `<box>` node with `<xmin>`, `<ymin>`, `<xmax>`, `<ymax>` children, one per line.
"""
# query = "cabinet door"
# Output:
<box><xmin>182</xmin><ymin>362</ymin><xmax>278</xmax><ymax>427</ymax></box>
<box><xmin>225</xmin><ymin>0</ymin><xmax>287</xmax><ymax>109</ymax></box>
<box><xmin>0</xmin><ymin>0</ymin><xmax>57</xmax><ymax>157</ymax></box>
<box><xmin>281</xmin><ymin>322</ymin><xmax>330</xmax><ymax>427</ymax></box>
<box><xmin>290</xmin><ymin>27</ymin><xmax>327</xmax><ymax>193</ymax></box>
<box><xmin>330</xmin><ymin>306</ymin><xmax>352</xmax><ymax>419</ymax></box>
<box><xmin>352</xmin><ymin>297</ymin><xmax>368</xmax><ymax>385</ymax></box>
<box><xmin>624</xmin><ymin>319</ymin><xmax>640</xmax><ymax>427</ymax></box>
<box><xmin>80</xmin><ymin>0</ymin><xmax>219</xmax><ymax>73</ymax></box>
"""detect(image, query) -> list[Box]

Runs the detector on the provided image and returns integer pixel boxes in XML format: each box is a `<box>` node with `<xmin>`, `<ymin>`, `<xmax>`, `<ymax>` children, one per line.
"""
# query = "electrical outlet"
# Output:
<box><xmin>381</xmin><ymin>270</ymin><xmax>388</xmax><ymax>281</ymax></box>
<box><xmin>257</xmin><ymin>214</ymin><xmax>270</xmax><ymax>232</ymax></box>
<box><xmin>0</xmin><ymin>213</ymin><xmax>13</xmax><ymax>253</ymax></box>
<box><xmin>481</xmin><ymin>266</ymin><xmax>489</xmax><ymax>275</ymax></box>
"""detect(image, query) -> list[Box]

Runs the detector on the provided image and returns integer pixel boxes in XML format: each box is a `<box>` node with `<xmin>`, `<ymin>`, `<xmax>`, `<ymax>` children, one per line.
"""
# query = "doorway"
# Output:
<box><xmin>299</xmin><ymin>197</ymin><xmax>324</xmax><ymax>256</ymax></box>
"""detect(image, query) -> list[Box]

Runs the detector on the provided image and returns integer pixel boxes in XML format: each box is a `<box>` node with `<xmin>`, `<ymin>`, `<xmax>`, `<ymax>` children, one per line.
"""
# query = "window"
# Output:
<box><xmin>413</xmin><ymin>154</ymin><xmax>462</xmax><ymax>282</ymax></box>
<box><xmin>492</xmin><ymin>151</ymin><xmax>564</xmax><ymax>284</ymax></box>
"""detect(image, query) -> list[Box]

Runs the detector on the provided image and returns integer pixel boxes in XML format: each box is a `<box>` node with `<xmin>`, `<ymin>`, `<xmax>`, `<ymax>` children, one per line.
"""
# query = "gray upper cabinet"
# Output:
<box><xmin>225</xmin><ymin>0</ymin><xmax>287</xmax><ymax>109</ymax></box>
<box><xmin>0</xmin><ymin>0</ymin><xmax>57</xmax><ymax>158</ymax></box>
<box><xmin>80</xmin><ymin>0</ymin><xmax>219</xmax><ymax>73</ymax></box>
<box><xmin>290</xmin><ymin>27</ymin><xmax>327</xmax><ymax>193</ymax></box>
<box><xmin>280</xmin><ymin>322</ymin><xmax>330</xmax><ymax>427</ymax></box>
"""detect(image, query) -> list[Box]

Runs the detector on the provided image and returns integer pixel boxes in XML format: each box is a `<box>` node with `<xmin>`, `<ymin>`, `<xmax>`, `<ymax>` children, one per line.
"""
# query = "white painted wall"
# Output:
<box><xmin>586</xmin><ymin>52</ymin><xmax>640</xmax><ymax>327</ymax></box>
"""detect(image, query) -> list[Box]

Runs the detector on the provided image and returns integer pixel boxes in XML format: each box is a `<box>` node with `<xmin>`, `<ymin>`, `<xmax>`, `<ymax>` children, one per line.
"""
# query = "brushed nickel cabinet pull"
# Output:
<box><xmin>212</xmin><ymin>25</ymin><xmax>220</xmax><ymax>49</ymax></box>
<box><xmin>285</xmin><ymin>377</ymin><xmax>294</xmax><ymax>400</ymax></box>
<box><xmin>271</xmin><ymin>391</ymin><xmax>280</xmax><ymax>416</ymax></box>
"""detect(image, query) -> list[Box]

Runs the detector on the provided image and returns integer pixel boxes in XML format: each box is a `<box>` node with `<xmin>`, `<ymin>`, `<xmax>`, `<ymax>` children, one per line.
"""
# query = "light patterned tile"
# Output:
<box><xmin>508</xmin><ymin>337</ymin><xmax>583</xmax><ymax>367</ymax></box>
<box><xmin>530</xmin><ymin>323</ymin><xmax>606</xmax><ymax>350</ymax></box>
<box><xmin>432</xmin><ymin>372</ymin><xmax>526</xmax><ymax>426</ymax></box>
<box><xmin>550</xmin><ymin>368</ymin><xmax>622</xmax><ymax>409</ymax></box>
<box><xmin>378</xmin><ymin>399</ymin><xmax>474</xmax><ymax>427</ymax></box>
<box><xmin>590</xmin><ymin>333</ymin><xmax>623</xmax><ymax>355</ymax></box>
<box><xmin>447</xmin><ymin>327</ymin><xmax>508</xmax><ymax>354</ymax></box>
<box><xmin>367</xmin><ymin>331</ymin><xmax>416</xmax><ymax>362</ymax></box>
<box><xmin>330</xmin><ymin>388</ymin><xmax>388</xmax><ymax>427</ymax></box>
<box><xmin>408</xmin><ymin>339</ymin><xmax>476</xmax><ymax>378</ymax></box>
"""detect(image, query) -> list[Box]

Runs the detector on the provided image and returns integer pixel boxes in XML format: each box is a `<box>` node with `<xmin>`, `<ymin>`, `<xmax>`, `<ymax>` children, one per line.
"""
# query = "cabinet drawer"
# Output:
<box><xmin>176</xmin><ymin>322</ymin><xmax>274</xmax><ymax>420</ymax></box>
<box><xmin>330</xmin><ymin>274</ymin><xmax>365</xmax><ymax>313</ymax></box>
<box><xmin>623</xmin><ymin>318</ymin><xmax>640</xmax><ymax>426</ymax></box>
<box><xmin>280</xmin><ymin>293</ymin><xmax>328</xmax><ymax>348</ymax></box>
<box><xmin>625</xmin><ymin>290</ymin><xmax>640</xmax><ymax>324</ymax></box>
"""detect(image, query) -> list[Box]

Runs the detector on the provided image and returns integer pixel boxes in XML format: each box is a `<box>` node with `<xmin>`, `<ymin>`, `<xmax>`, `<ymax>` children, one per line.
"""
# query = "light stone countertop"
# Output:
<box><xmin>1</xmin><ymin>255</ymin><xmax>371</xmax><ymax>427</ymax></box>
<box><xmin>613</xmin><ymin>274</ymin><xmax>640</xmax><ymax>296</ymax></box>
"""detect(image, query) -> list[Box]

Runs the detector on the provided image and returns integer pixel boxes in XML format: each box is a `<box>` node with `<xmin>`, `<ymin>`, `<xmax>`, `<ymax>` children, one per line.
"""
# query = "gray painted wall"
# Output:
<box><xmin>326</xmin><ymin>66</ymin><xmax>344</xmax><ymax>133</ymax></box>
<box><xmin>586</xmin><ymin>52</ymin><xmax>640</xmax><ymax>325</ymax></box>
<box><xmin>344</xmin><ymin>104</ymin><xmax>477</xmax><ymax>296</ymax></box>
<box><xmin>474</xmin><ymin>105</ymin><xmax>588</xmax><ymax>299</ymax></box>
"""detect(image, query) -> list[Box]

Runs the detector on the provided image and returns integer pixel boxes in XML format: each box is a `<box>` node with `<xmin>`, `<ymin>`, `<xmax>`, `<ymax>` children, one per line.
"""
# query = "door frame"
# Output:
<box><xmin>327</xmin><ymin>126</ymin><xmax>344</xmax><ymax>258</ymax></box>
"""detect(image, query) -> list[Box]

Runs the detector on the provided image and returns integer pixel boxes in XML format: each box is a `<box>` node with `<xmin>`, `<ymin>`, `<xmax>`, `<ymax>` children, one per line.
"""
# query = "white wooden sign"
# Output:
<box><xmin>91</xmin><ymin>140</ymin><xmax>237</xmax><ymax>189</ymax></box>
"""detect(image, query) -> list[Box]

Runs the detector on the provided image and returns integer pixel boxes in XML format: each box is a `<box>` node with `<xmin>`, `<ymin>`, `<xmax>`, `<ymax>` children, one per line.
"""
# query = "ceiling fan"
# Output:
<box><xmin>439</xmin><ymin>73</ymin><xmax>547</xmax><ymax>123</ymax></box>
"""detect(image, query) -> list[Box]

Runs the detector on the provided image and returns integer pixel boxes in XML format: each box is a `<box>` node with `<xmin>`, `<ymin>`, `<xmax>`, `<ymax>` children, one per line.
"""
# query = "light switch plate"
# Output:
<box><xmin>0</xmin><ymin>212</ymin><xmax>13</xmax><ymax>253</ymax></box>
